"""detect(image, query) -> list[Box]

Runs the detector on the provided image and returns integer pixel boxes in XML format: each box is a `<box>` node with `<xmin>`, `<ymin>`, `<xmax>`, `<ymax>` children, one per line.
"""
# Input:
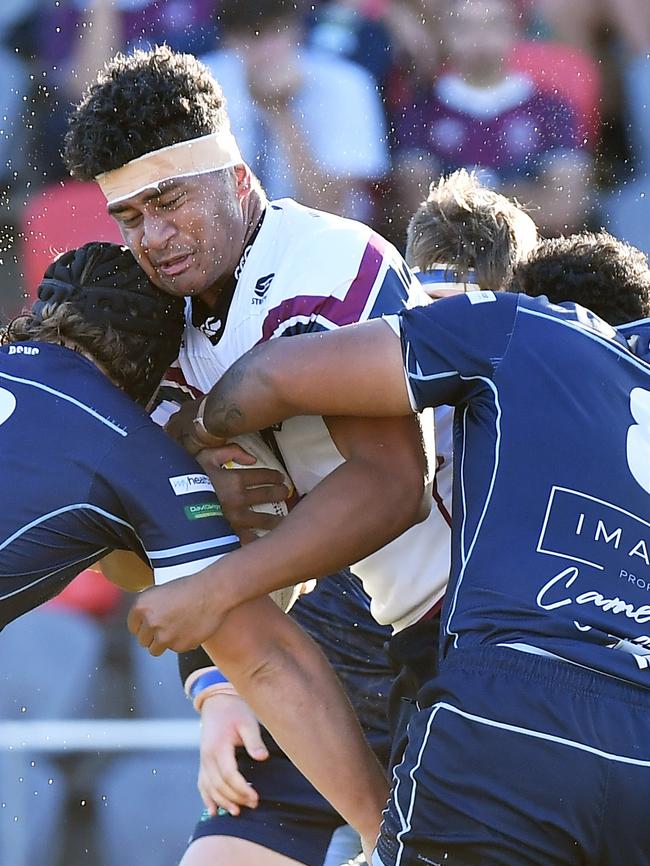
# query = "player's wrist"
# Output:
<box><xmin>193</xmin><ymin>396</ymin><xmax>225</xmax><ymax>448</ymax></box>
<box><xmin>185</xmin><ymin>667</ymin><xmax>239</xmax><ymax>713</ymax></box>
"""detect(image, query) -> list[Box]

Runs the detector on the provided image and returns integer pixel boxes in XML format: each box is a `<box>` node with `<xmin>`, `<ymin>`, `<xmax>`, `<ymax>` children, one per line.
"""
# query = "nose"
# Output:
<box><xmin>141</xmin><ymin>212</ymin><xmax>176</xmax><ymax>253</ymax></box>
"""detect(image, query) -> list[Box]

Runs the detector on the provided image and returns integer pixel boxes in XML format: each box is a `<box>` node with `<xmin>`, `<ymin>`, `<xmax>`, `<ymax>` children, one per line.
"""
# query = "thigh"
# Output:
<box><xmin>181</xmin><ymin>836</ymin><xmax>308</xmax><ymax>866</ymax></box>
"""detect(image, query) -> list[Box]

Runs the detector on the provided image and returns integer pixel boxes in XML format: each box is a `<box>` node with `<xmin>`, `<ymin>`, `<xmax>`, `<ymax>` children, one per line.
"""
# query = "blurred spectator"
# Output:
<box><xmin>33</xmin><ymin>0</ymin><xmax>218</xmax><ymax>184</ymax></box>
<box><xmin>530</xmin><ymin>0</ymin><xmax>650</xmax><ymax>174</ymax></box>
<box><xmin>0</xmin><ymin>0</ymin><xmax>41</xmax><ymax>320</ymax></box>
<box><xmin>305</xmin><ymin>1</ymin><xmax>442</xmax><ymax>115</ymax></box>
<box><xmin>205</xmin><ymin>0</ymin><xmax>390</xmax><ymax>219</ymax></box>
<box><xmin>391</xmin><ymin>0</ymin><xmax>593</xmax><ymax>239</ymax></box>
<box><xmin>306</xmin><ymin>0</ymin><xmax>394</xmax><ymax>91</ymax></box>
<box><xmin>524</xmin><ymin>0</ymin><xmax>650</xmax><ymax>258</ymax></box>
<box><xmin>510</xmin><ymin>39</ymin><xmax>601</xmax><ymax>151</ymax></box>
<box><xmin>0</xmin><ymin>1</ymin><xmax>37</xmax><ymax>201</ymax></box>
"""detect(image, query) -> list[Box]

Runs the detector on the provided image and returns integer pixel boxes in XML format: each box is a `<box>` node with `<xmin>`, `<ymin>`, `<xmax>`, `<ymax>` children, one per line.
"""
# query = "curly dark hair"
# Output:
<box><xmin>406</xmin><ymin>170</ymin><xmax>538</xmax><ymax>291</ymax></box>
<box><xmin>509</xmin><ymin>231</ymin><xmax>650</xmax><ymax>326</ymax></box>
<box><xmin>64</xmin><ymin>45</ymin><xmax>229</xmax><ymax>180</ymax></box>
<box><xmin>2</xmin><ymin>243</ymin><xmax>185</xmax><ymax>405</ymax></box>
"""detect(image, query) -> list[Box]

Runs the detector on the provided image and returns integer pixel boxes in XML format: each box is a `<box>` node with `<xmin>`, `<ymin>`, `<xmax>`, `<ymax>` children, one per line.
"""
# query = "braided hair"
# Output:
<box><xmin>4</xmin><ymin>242</ymin><xmax>185</xmax><ymax>404</ymax></box>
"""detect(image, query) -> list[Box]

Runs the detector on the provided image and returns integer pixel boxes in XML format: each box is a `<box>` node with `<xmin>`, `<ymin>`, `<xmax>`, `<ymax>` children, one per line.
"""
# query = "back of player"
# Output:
<box><xmin>378</xmin><ymin>290</ymin><xmax>650</xmax><ymax>866</ymax></box>
<box><xmin>0</xmin><ymin>244</ymin><xmax>240</xmax><ymax>628</ymax></box>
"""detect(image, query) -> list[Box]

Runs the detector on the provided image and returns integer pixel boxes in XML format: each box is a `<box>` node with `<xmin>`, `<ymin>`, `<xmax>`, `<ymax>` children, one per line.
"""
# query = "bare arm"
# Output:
<box><xmin>129</xmin><ymin>407</ymin><xmax>429</xmax><ymax>650</ymax></box>
<box><xmin>201</xmin><ymin>319</ymin><xmax>411</xmax><ymax>441</ymax></box>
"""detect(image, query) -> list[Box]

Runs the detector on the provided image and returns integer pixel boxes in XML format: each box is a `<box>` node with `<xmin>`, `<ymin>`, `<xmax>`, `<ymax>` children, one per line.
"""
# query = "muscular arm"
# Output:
<box><xmin>202</xmin><ymin>319</ymin><xmax>411</xmax><ymax>439</ymax></box>
<box><xmin>199</xmin><ymin>595</ymin><xmax>388</xmax><ymax>846</ymax></box>
<box><xmin>130</xmin><ymin>404</ymin><xmax>429</xmax><ymax>651</ymax></box>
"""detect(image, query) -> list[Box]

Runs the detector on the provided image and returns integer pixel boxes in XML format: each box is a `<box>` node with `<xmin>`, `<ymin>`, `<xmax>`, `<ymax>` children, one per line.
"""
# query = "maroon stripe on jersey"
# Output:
<box><xmin>259</xmin><ymin>233</ymin><xmax>387</xmax><ymax>342</ymax></box>
<box><xmin>161</xmin><ymin>366</ymin><xmax>204</xmax><ymax>399</ymax></box>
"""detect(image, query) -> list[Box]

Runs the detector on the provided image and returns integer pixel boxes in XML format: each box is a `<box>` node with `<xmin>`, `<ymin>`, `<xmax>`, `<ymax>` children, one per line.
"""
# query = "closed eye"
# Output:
<box><xmin>159</xmin><ymin>193</ymin><xmax>185</xmax><ymax>210</ymax></box>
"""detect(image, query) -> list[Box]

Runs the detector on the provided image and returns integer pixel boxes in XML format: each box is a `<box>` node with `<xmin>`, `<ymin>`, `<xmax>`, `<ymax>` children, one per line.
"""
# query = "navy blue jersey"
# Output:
<box><xmin>395</xmin><ymin>291</ymin><xmax>650</xmax><ymax>687</ymax></box>
<box><xmin>0</xmin><ymin>342</ymin><xmax>239</xmax><ymax>628</ymax></box>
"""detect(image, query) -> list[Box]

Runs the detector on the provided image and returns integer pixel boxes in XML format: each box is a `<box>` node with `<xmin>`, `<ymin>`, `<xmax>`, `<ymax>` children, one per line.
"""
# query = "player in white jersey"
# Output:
<box><xmin>64</xmin><ymin>45</ymin><xmax>432</xmax><ymax>866</ymax></box>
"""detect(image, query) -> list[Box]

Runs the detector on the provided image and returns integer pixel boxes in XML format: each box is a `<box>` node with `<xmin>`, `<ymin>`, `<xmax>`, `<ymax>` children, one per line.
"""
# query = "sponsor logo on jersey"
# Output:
<box><xmin>8</xmin><ymin>345</ymin><xmax>39</xmax><ymax>355</ymax></box>
<box><xmin>169</xmin><ymin>474</ymin><xmax>214</xmax><ymax>496</ymax></box>
<box><xmin>184</xmin><ymin>502</ymin><xmax>223</xmax><ymax>520</ymax></box>
<box><xmin>466</xmin><ymin>290</ymin><xmax>496</xmax><ymax>305</ymax></box>
<box><xmin>199</xmin><ymin>315</ymin><xmax>224</xmax><ymax>344</ymax></box>
<box><xmin>252</xmin><ymin>273</ymin><xmax>275</xmax><ymax>305</ymax></box>
<box><xmin>537</xmin><ymin>486</ymin><xmax>650</xmax><ymax>573</ymax></box>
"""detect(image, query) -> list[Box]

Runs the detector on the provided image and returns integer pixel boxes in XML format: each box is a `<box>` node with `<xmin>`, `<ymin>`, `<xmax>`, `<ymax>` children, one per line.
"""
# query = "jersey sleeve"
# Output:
<box><xmin>91</xmin><ymin>423</ymin><xmax>239</xmax><ymax>585</ymax></box>
<box><xmin>149</xmin><ymin>363</ymin><xmax>204</xmax><ymax>427</ymax></box>
<box><xmin>260</xmin><ymin>233</ymin><xmax>423</xmax><ymax>340</ymax></box>
<box><xmin>396</xmin><ymin>291</ymin><xmax>520</xmax><ymax>411</ymax></box>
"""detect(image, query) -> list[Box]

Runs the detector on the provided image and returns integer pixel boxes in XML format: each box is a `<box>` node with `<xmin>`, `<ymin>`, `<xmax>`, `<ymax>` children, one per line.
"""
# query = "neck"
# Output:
<box><xmin>200</xmin><ymin>188</ymin><xmax>266</xmax><ymax>309</ymax></box>
<box><xmin>459</xmin><ymin>64</ymin><xmax>505</xmax><ymax>88</ymax></box>
<box><xmin>60</xmin><ymin>340</ymin><xmax>115</xmax><ymax>382</ymax></box>
<box><xmin>242</xmin><ymin>187</ymin><xmax>266</xmax><ymax>247</ymax></box>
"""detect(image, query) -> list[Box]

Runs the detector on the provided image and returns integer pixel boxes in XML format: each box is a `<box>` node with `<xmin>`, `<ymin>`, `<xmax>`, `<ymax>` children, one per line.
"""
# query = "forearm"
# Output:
<box><xmin>199</xmin><ymin>453</ymin><xmax>426</xmax><ymax>613</ymax></box>
<box><xmin>201</xmin><ymin>320</ymin><xmax>411</xmax><ymax>439</ymax></box>
<box><xmin>68</xmin><ymin>0</ymin><xmax>123</xmax><ymax>99</ymax></box>
<box><xmin>202</xmin><ymin>597</ymin><xmax>388</xmax><ymax>840</ymax></box>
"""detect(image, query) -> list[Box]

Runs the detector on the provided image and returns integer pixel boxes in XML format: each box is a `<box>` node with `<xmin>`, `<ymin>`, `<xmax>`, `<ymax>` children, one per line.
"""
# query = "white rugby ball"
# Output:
<box><xmin>222</xmin><ymin>431</ymin><xmax>301</xmax><ymax>613</ymax></box>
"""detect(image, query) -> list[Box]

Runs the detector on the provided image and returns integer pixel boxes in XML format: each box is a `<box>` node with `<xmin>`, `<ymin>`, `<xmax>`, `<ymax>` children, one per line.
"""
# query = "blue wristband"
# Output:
<box><xmin>188</xmin><ymin>669</ymin><xmax>230</xmax><ymax>701</ymax></box>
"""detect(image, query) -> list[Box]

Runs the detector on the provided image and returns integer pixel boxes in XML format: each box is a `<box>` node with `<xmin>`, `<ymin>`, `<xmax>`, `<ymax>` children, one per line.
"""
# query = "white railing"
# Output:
<box><xmin>0</xmin><ymin>719</ymin><xmax>200</xmax><ymax>866</ymax></box>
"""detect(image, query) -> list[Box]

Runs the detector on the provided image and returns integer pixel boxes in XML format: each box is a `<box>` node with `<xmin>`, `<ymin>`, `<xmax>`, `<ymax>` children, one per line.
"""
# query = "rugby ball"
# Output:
<box><xmin>222</xmin><ymin>431</ymin><xmax>301</xmax><ymax>613</ymax></box>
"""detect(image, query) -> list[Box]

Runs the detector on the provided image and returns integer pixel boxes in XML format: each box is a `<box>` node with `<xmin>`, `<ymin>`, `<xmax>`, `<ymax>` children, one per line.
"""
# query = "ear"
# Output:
<box><xmin>234</xmin><ymin>164</ymin><xmax>252</xmax><ymax>201</ymax></box>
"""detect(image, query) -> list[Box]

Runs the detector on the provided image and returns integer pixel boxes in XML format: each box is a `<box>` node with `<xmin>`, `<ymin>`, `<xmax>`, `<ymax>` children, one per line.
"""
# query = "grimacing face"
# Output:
<box><xmin>108</xmin><ymin>169</ymin><xmax>248</xmax><ymax>305</ymax></box>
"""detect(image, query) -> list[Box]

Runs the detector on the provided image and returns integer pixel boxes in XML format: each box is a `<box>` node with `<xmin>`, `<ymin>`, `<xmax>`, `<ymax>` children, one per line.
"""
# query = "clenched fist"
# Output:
<box><xmin>127</xmin><ymin>573</ymin><xmax>225</xmax><ymax>656</ymax></box>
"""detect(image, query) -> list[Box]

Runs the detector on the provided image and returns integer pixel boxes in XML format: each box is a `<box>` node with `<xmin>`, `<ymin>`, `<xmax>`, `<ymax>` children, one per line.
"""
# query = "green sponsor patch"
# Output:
<box><xmin>184</xmin><ymin>502</ymin><xmax>223</xmax><ymax>520</ymax></box>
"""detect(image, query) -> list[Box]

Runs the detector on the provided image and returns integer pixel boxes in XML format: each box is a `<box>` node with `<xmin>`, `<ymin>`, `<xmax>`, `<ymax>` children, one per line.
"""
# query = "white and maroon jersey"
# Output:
<box><xmin>172</xmin><ymin>198</ymin><xmax>452</xmax><ymax>631</ymax></box>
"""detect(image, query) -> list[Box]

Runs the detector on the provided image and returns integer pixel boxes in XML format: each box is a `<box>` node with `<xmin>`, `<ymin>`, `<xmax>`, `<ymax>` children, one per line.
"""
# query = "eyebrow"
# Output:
<box><xmin>107</xmin><ymin>180</ymin><xmax>183</xmax><ymax>216</ymax></box>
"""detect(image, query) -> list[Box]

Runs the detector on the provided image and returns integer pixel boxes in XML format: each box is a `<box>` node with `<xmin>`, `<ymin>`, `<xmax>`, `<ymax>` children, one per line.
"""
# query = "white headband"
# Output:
<box><xmin>95</xmin><ymin>130</ymin><xmax>243</xmax><ymax>206</ymax></box>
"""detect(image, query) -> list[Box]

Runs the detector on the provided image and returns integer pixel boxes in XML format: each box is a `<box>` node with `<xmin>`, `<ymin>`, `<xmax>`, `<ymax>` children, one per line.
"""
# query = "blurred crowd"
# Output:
<box><xmin>0</xmin><ymin>0</ymin><xmax>648</xmax><ymax>320</ymax></box>
<box><xmin>1</xmin><ymin>1</ymin><xmax>650</xmax><ymax>865</ymax></box>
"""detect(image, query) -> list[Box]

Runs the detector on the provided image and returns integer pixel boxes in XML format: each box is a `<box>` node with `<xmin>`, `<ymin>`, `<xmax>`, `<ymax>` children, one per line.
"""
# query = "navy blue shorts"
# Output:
<box><xmin>190</xmin><ymin>571</ymin><xmax>393</xmax><ymax>866</ymax></box>
<box><xmin>375</xmin><ymin>646</ymin><xmax>650</xmax><ymax>866</ymax></box>
<box><xmin>386</xmin><ymin>613</ymin><xmax>440</xmax><ymax>772</ymax></box>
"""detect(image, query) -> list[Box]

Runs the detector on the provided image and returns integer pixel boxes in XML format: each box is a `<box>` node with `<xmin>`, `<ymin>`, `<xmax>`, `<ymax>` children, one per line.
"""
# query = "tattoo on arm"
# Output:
<box><xmin>206</xmin><ymin>362</ymin><xmax>249</xmax><ymax>438</ymax></box>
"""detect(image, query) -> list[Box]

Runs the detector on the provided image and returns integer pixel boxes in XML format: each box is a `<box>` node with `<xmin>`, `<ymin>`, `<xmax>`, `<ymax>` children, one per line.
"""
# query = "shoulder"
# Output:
<box><xmin>263</xmin><ymin>200</ymin><xmax>378</xmax><ymax>284</ymax></box>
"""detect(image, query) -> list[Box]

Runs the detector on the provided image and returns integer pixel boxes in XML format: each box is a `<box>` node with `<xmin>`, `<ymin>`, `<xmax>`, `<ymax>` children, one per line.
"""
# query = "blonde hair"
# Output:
<box><xmin>406</xmin><ymin>169</ymin><xmax>538</xmax><ymax>291</ymax></box>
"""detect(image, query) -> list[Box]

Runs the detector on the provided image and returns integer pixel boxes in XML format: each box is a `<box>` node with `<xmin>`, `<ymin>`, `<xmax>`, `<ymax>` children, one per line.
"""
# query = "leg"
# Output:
<box><xmin>180</xmin><ymin>836</ymin><xmax>308</xmax><ymax>866</ymax></box>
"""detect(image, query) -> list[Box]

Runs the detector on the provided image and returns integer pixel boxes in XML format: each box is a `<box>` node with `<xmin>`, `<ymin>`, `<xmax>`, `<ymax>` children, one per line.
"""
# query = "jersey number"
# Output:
<box><xmin>0</xmin><ymin>387</ymin><xmax>16</xmax><ymax>426</ymax></box>
<box><xmin>627</xmin><ymin>387</ymin><xmax>650</xmax><ymax>495</ymax></box>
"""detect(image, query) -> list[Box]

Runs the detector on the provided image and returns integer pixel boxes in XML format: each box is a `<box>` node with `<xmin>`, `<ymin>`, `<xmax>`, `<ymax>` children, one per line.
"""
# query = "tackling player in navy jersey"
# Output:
<box><xmin>0</xmin><ymin>241</ymin><xmax>388</xmax><ymax>858</ymax></box>
<box><xmin>0</xmin><ymin>241</ymin><xmax>242</xmax><ymax>621</ymax></box>
<box><xmin>135</xmin><ymin>232</ymin><xmax>650</xmax><ymax>865</ymax></box>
